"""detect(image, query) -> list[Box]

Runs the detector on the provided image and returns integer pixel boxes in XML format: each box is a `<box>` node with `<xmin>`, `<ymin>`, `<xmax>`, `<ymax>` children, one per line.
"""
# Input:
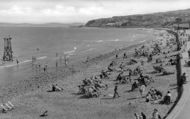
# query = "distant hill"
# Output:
<box><xmin>85</xmin><ymin>9</ymin><xmax>190</xmax><ymax>28</ymax></box>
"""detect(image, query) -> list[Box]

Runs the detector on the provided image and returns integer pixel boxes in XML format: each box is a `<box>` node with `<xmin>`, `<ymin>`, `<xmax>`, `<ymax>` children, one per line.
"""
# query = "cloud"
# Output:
<box><xmin>0</xmin><ymin>0</ymin><xmax>189</xmax><ymax>23</ymax></box>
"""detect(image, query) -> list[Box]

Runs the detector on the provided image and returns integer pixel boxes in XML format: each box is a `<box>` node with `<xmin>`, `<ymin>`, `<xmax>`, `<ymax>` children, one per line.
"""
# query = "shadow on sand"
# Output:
<box><xmin>156</xmin><ymin>72</ymin><xmax>174</xmax><ymax>77</ymax></box>
<box><xmin>101</xmin><ymin>97</ymin><xmax>114</xmax><ymax>100</ymax></box>
<box><xmin>127</xmin><ymin>96</ymin><xmax>143</xmax><ymax>101</ymax></box>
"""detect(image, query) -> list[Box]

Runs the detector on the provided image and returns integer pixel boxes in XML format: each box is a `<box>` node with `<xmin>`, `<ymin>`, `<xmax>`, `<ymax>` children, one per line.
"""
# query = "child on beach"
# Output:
<box><xmin>139</xmin><ymin>84</ymin><xmax>146</xmax><ymax>97</ymax></box>
<box><xmin>151</xmin><ymin>108</ymin><xmax>161</xmax><ymax>119</ymax></box>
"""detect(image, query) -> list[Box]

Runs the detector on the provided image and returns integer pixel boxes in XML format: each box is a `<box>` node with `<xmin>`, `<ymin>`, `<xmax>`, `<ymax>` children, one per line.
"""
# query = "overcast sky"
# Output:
<box><xmin>0</xmin><ymin>0</ymin><xmax>190</xmax><ymax>23</ymax></box>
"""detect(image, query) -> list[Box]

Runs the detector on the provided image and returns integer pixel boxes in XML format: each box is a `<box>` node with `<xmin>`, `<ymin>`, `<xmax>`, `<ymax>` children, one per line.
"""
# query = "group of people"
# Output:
<box><xmin>145</xmin><ymin>88</ymin><xmax>163</xmax><ymax>103</ymax></box>
<box><xmin>134</xmin><ymin>41</ymin><xmax>162</xmax><ymax>59</ymax></box>
<box><xmin>145</xmin><ymin>87</ymin><xmax>172</xmax><ymax>105</ymax></box>
<box><xmin>134</xmin><ymin>112</ymin><xmax>147</xmax><ymax>119</ymax></box>
<box><xmin>78</xmin><ymin>76</ymin><xmax>107</xmax><ymax>98</ymax></box>
<box><xmin>134</xmin><ymin>108</ymin><xmax>162</xmax><ymax>119</ymax></box>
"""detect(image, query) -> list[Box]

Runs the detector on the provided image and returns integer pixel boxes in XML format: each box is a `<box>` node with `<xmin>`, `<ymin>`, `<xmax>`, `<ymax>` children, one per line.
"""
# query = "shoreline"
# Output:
<box><xmin>0</xmin><ymin>40</ymin><xmax>147</xmax><ymax>102</ymax></box>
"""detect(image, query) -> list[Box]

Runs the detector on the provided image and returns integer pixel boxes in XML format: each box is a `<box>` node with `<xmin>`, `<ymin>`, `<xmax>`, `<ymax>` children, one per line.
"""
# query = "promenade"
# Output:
<box><xmin>167</xmin><ymin>41</ymin><xmax>190</xmax><ymax>119</ymax></box>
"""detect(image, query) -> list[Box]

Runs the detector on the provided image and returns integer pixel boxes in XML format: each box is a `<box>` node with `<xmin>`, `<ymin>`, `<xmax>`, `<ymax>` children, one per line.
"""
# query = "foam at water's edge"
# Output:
<box><xmin>37</xmin><ymin>56</ymin><xmax>47</xmax><ymax>60</ymax></box>
<box><xmin>140</xmin><ymin>40</ymin><xmax>146</xmax><ymax>43</ymax></box>
<box><xmin>96</xmin><ymin>40</ymin><xmax>103</xmax><ymax>43</ymax></box>
<box><xmin>64</xmin><ymin>46</ymin><xmax>77</xmax><ymax>56</ymax></box>
<box><xmin>110</xmin><ymin>39</ymin><xmax>120</xmax><ymax>42</ymax></box>
<box><xmin>0</xmin><ymin>56</ymin><xmax>47</xmax><ymax>69</ymax></box>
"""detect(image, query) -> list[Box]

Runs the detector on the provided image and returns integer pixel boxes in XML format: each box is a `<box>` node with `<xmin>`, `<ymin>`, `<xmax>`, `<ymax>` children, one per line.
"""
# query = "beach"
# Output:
<box><xmin>0</xmin><ymin>27</ymin><xmax>178</xmax><ymax>119</ymax></box>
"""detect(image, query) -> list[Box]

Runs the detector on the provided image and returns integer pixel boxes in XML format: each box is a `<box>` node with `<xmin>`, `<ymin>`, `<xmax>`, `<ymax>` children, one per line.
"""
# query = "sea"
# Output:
<box><xmin>0</xmin><ymin>26</ymin><xmax>156</xmax><ymax>85</ymax></box>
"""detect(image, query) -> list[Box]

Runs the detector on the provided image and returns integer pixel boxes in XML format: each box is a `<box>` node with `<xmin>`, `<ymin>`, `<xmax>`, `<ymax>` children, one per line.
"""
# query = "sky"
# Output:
<box><xmin>0</xmin><ymin>0</ymin><xmax>190</xmax><ymax>23</ymax></box>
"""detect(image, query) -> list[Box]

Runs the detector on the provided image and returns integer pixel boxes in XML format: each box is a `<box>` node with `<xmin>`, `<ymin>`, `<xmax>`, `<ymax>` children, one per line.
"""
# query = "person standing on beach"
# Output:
<box><xmin>188</xmin><ymin>49</ymin><xmax>190</xmax><ymax>58</ymax></box>
<box><xmin>141</xmin><ymin>112</ymin><xmax>146</xmax><ymax>119</ymax></box>
<box><xmin>181</xmin><ymin>72</ymin><xmax>187</xmax><ymax>85</ymax></box>
<box><xmin>16</xmin><ymin>59</ymin><xmax>19</xmax><ymax>65</ymax></box>
<box><xmin>43</xmin><ymin>65</ymin><xmax>48</xmax><ymax>72</ymax></box>
<box><xmin>123</xmin><ymin>53</ymin><xmax>127</xmax><ymax>59</ymax></box>
<box><xmin>113</xmin><ymin>85</ymin><xmax>120</xmax><ymax>98</ymax></box>
<box><xmin>39</xmin><ymin>64</ymin><xmax>41</xmax><ymax>71</ymax></box>
<box><xmin>116</xmin><ymin>54</ymin><xmax>118</xmax><ymax>59</ymax></box>
<box><xmin>139</xmin><ymin>84</ymin><xmax>146</xmax><ymax>97</ymax></box>
<box><xmin>151</xmin><ymin>108</ymin><xmax>161</xmax><ymax>119</ymax></box>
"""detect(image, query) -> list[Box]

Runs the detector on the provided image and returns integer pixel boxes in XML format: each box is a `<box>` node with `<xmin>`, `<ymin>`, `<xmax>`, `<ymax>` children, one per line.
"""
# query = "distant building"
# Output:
<box><xmin>173</xmin><ymin>23</ymin><xmax>190</xmax><ymax>30</ymax></box>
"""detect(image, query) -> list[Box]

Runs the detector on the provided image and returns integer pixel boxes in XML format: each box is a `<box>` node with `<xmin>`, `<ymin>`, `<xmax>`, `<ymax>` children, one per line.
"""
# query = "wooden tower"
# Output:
<box><xmin>3</xmin><ymin>36</ymin><xmax>13</xmax><ymax>61</ymax></box>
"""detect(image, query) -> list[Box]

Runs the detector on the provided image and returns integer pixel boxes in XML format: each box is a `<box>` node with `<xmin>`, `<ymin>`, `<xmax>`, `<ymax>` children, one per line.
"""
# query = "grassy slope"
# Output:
<box><xmin>85</xmin><ymin>8</ymin><xmax>190</xmax><ymax>28</ymax></box>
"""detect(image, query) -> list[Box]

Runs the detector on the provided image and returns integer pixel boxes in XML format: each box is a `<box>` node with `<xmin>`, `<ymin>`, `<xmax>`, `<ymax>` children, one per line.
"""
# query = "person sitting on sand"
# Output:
<box><xmin>145</xmin><ymin>92</ymin><xmax>151</xmax><ymax>102</ymax></box>
<box><xmin>100</xmin><ymin>70</ymin><xmax>109</xmax><ymax>79</ymax></box>
<box><xmin>147</xmin><ymin>54</ymin><xmax>152</xmax><ymax>62</ymax></box>
<box><xmin>82</xmin><ymin>78</ymin><xmax>89</xmax><ymax>86</ymax></box>
<box><xmin>154</xmin><ymin>89</ymin><xmax>163</xmax><ymax>99</ymax></box>
<box><xmin>162</xmin><ymin>91</ymin><xmax>171</xmax><ymax>105</ymax></box>
<box><xmin>116</xmin><ymin>72</ymin><xmax>123</xmax><ymax>82</ymax></box>
<box><xmin>128</xmin><ymin>69</ymin><xmax>132</xmax><ymax>78</ymax></box>
<box><xmin>52</xmin><ymin>84</ymin><xmax>63</xmax><ymax>92</ymax></box>
<box><xmin>131</xmin><ymin>81</ymin><xmax>138</xmax><ymax>91</ymax></box>
<box><xmin>181</xmin><ymin>73</ymin><xmax>187</xmax><ymax>85</ymax></box>
<box><xmin>107</xmin><ymin>65</ymin><xmax>114</xmax><ymax>72</ymax></box>
<box><xmin>109</xmin><ymin>61</ymin><xmax>115</xmax><ymax>67</ymax></box>
<box><xmin>138</xmin><ymin>73</ymin><xmax>147</xmax><ymax>86</ymax></box>
<box><xmin>52</xmin><ymin>84</ymin><xmax>56</xmax><ymax>91</ymax></box>
<box><xmin>134</xmin><ymin>113</ymin><xmax>140</xmax><ymax>119</ymax></box>
<box><xmin>119</xmin><ymin>62</ymin><xmax>125</xmax><ymax>70</ymax></box>
<box><xmin>141</xmin><ymin>112</ymin><xmax>147</xmax><ymax>119</ymax></box>
<box><xmin>116</xmin><ymin>54</ymin><xmax>118</xmax><ymax>59</ymax></box>
<box><xmin>141</xmin><ymin>60</ymin><xmax>144</xmax><ymax>66</ymax></box>
<box><xmin>40</xmin><ymin>110</ymin><xmax>48</xmax><ymax>117</ymax></box>
<box><xmin>123</xmin><ymin>53</ymin><xmax>127</xmax><ymax>59</ymax></box>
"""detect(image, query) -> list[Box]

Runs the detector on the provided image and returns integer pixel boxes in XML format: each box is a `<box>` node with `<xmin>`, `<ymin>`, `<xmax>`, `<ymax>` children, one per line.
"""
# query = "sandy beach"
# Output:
<box><xmin>0</xmin><ymin>28</ymin><xmax>180</xmax><ymax>119</ymax></box>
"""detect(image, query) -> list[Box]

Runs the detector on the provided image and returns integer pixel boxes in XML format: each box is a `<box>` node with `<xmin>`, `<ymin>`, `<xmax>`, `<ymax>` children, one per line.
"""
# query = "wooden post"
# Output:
<box><xmin>56</xmin><ymin>53</ymin><xmax>58</xmax><ymax>80</ymax></box>
<box><xmin>64</xmin><ymin>54</ymin><xmax>68</xmax><ymax>66</ymax></box>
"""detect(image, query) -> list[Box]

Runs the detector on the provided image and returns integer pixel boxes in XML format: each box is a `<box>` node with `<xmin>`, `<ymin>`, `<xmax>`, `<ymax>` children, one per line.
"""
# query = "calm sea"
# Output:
<box><xmin>0</xmin><ymin>27</ymin><xmax>155</xmax><ymax>61</ymax></box>
<box><xmin>0</xmin><ymin>27</ymin><xmax>155</xmax><ymax>85</ymax></box>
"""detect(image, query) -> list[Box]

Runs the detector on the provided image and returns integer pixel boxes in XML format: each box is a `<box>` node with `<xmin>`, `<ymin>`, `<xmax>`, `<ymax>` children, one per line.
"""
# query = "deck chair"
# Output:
<box><xmin>40</xmin><ymin>110</ymin><xmax>48</xmax><ymax>117</ymax></box>
<box><xmin>5</xmin><ymin>101</ymin><xmax>14</xmax><ymax>110</ymax></box>
<box><xmin>1</xmin><ymin>104</ymin><xmax>8</xmax><ymax>113</ymax></box>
